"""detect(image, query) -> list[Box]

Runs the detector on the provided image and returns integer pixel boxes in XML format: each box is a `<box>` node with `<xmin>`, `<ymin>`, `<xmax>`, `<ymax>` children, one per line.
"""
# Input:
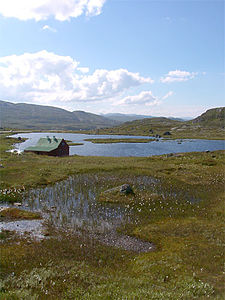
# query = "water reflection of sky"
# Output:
<box><xmin>19</xmin><ymin>174</ymin><xmax>201</xmax><ymax>234</ymax></box>
<box><xmin>11</xmin><ymin>132</ymin><xmax>225</xmax><ymax>157</ymax></box>
<box><xmin>24</xmin><ymin>175</ymin><xmax>132</xmax><ymax>232</ymax></box>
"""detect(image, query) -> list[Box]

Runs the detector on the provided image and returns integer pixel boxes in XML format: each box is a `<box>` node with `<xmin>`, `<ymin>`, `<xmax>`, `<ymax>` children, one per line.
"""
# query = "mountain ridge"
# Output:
<box><xmin>0</xmin><ymin>100</ymin><xmax>119</xmax><ymax>130</ymax></box>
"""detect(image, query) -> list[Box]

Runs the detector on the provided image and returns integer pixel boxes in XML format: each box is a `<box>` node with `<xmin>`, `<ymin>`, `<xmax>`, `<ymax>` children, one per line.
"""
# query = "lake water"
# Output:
<box><xmin>11</xmin><ymin>132</ymin><xmax>225</xmax><ymax>157</ymax></box>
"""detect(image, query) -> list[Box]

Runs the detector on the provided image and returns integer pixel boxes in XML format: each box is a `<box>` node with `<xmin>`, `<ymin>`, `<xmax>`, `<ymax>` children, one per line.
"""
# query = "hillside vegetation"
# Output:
<box><xmin>96</xmin><ymin>108</ymin><xmax>225</xmax><ymax>139</ymax></box>
<box><xmin>190</xmin><ymin>107</ymin><xmax>225</xmax><ymax>128</ymax></box>
<box><xmin>0</xmin><ymin>100</ymin><xmax>118</xmax><ymax>130</ymax></box>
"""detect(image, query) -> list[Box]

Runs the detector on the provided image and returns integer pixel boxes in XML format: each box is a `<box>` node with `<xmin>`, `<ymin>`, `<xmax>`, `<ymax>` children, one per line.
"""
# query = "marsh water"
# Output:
<box><xmin>1</xmin><ymin>173</ymin><xmax>202</xmax><ymax>251</ymax></box>
<box><xmin>7</xmin><ymin>175</ymin><xmax>197</xmax><ymax>232</ymax></box>
<box><xmin>11</xmin><ymin>132</ymin><xmax>225</xmax><ymax>157</ymax></box>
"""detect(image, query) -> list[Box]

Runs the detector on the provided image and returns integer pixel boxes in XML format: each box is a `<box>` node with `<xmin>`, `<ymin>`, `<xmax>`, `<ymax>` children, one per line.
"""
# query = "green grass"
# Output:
<box><xmin>65</xmin><ymin>140</ymin><xmax>84</xmax><ymax>146</ymax></box>
<box><xmin>0</xmin><ymin>134</ymin><xmax>224</xmax><ymax>299</ymax></box>
<box><xmin>85</xmin><ymin>138</ymin><xmax>155</xmax><ymax>143</ymax></box>
<box><xmin>0</xmin><ymin>208</ymin><xmax>41</xmax><ymax>220</ymax></box>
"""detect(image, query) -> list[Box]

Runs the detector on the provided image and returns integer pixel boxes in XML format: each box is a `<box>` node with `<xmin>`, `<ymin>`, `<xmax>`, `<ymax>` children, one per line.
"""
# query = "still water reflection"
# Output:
<box><xmin>11</xmin><ymin>132</ymin><xmax>225</xmax><ymax>157</ymax></box>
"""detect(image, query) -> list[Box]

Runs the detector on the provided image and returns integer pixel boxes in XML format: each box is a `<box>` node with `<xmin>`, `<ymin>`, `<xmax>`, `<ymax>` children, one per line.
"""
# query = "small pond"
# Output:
<box><xmin>11</xmin><ymin>132</ymin><xmax>225</xmax><ymax>157</ymax></box>
<box><xmin>1</xmin><ymin>174</ymin><xmax>202</xmax><ymax>251</ymax></box>
<box><xmin>7</xmin><ymin>174</ymin><xmax>199</xmax><ymax>232</ymax></box>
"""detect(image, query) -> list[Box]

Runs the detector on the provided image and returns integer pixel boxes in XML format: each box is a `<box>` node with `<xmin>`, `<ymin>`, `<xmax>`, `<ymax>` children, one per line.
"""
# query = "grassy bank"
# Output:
<box><xmin>85</xmin><ymin>138</ymin><xmax>155</xmax><ymax>143</ymax></box>
<box><xmin>0</xmin><ymin>208</ymin><xmax>41</xmax><ymax>221</ymax></box>
<box><xmin>0</xmin><ymin>134</ymin><xmax>224</xmax><ymax>299</ymax></box>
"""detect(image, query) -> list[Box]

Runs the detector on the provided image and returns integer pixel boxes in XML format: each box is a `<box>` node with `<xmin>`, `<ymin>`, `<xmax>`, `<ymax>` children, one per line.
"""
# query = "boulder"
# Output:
<box><xmin>163</xmin><ymin>131</ymin><xmax>171</xmax><ymax>135</ymax></box>
<box><xmin>120</xmin><ymin>184</ymin><xmax>134</xmax><ymax>195</ymax></box>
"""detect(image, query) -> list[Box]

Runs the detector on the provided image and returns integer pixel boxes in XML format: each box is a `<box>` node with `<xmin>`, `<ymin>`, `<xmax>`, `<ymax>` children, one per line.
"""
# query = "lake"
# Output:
<box><xmin>11</xmin><ymin>132</ymin><xmax>225</xmax><ymax>157</ymax></box>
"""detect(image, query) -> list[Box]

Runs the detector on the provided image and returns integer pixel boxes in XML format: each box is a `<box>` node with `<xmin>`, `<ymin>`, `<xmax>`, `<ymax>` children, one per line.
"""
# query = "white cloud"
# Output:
<box><xmin>160</xmin><ymin>70</ymin><xmax>197</xmax><ymax>83</ymax></box>
<box><xmin>42</xmin><ymin>25</ymin><xmax>57</xmax><ymax>32</ymax></box>
<box><xmin>118</xmin><ymin>91</ymin><xmax>159</xmax><ymax>106</ymax></box>
<box><xmin>161</xmin><ymin>91</ymin><xmax>174</xmax><ymax>100</ymax></box>
<box><xmin>0</xmin><ymin>0</ymin><xmax>107</xmax><ymax>21</ymax></box>
<box><xmin>77</xmin><ymin>67</ymin><xmax>90</xmax><ymax>74</ymax></box>
<box><xmin>117</xmin><ymin>90</ymin><xmax>173</xmax><ymax>107</ymax></box>
<box><xmin>0</xmin><ymin>50</ymin><xmax>154</xmax><ymax>106</ymax></box>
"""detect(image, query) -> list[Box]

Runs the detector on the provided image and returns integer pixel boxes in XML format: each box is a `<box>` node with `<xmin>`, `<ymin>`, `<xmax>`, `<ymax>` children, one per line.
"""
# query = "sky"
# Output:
<box><xmin>0</xmin><ymin>0</ymin><xmax>224</xmax><ymax>117</ymax></box>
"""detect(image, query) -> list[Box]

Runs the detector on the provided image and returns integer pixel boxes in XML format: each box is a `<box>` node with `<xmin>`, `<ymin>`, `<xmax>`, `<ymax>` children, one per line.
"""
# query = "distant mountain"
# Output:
<box><xmin>72</xmin><ymin>110</ymin><xmax>118</xmax><ymax>125</ymax></box>
<box><xmin>102</xmin><ymin>113</ymin><xmax>154</xmax><ymax>122</ymax></box>
<box><xmin>190</xmin><ymin>107</ymin><xmax>225</xmax><ymax>128</ymax></box>
<box><xmin>0</xmin><ymin>100</ymin><xmax>119</xmax><ymax>130</ymax></box>
<box><xmin>102</xmin><ymin>113</ymin><xmax>187</xmax><ymax>122</ymax></box>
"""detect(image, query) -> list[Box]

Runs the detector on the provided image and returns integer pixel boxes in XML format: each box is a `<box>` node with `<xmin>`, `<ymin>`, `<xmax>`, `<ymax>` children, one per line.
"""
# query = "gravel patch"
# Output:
<box><xmin>0</xmin><ymin>219</ymin><xmax>45</xmax><ymax>240</ymax></box>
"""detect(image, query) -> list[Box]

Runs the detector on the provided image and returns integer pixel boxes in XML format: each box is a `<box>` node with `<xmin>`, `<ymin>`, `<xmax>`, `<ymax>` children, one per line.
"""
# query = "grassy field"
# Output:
<box><xmin>0</xmin><ymin>134</ymin><xmax>225</xmax><ymax>299</ymax></box>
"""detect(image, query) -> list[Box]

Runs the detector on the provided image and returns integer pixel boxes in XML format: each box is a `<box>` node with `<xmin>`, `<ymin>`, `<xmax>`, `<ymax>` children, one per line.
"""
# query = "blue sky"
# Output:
<box><xmin>0</xmin><ymin>0</ymin><xmax>224</xmax><ymax>117</ymax></box>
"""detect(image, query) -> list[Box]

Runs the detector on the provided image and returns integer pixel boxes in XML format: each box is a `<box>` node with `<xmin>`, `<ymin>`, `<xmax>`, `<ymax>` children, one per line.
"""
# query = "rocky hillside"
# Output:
<box><xmin>190</xmin><ymin>107</ymin><xmax>225</xmax><ymax>128</ymax></box>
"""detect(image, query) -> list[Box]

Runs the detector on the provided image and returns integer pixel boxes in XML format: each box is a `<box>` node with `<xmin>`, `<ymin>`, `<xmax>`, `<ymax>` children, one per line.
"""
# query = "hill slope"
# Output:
<box><xmin>0</xmin><ymin>100</ymin><xmax>118</xmax><ymax>130</ymax></box>
<box><xmin>95</xmin><ymin>108</ymin><xmax>225</xmax><ymax>139</ymax></box>
<box><xmin>190</xmin><ymin>107</ymin><xmax>225</xmax><ymax>128</ymax></box>
<box><xmin>95</xmin><ymin>117</ymin><xmax>183</xmax><ymax>136</ymax></box>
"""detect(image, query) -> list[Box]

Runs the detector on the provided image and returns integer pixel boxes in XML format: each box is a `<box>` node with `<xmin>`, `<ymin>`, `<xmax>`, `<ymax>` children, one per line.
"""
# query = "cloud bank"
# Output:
<box><xmin>161</xmin><ymin>70</ymin><xmax>197</xmax><ymax>83</ymax></box>
<box><xmin>0</xmin><ymin>0</ymin><xmax>106</xmax><ymax>21</ymax></box>
<box><xmin>119</xmin><ymin>91</ymin><xmax>160</xmax><ymax>106</ymax></box>
<box><xmin>0</xmin><ymin>50</ymin><xmax>154</xmax><ymax>106</ymax></box>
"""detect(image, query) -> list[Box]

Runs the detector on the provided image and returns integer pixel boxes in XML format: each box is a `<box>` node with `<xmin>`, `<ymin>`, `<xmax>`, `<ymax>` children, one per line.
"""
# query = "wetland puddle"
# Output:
<box><xmin>1</xmin><ymin>174</ymin><xmax>200</xmax><ymax>252</ymax></box>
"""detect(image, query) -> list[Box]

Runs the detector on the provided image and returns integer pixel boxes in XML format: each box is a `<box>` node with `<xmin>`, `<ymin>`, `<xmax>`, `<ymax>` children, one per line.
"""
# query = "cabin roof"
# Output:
<box><xmin>25</xmin><ymin>137</ymin><xmax>64</xmax><ymax>152</ymax></box>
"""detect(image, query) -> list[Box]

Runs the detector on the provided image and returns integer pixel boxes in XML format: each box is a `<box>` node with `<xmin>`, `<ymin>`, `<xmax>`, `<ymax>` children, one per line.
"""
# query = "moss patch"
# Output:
<box><xmin>0</xmin><ymin>208</ymin><xmax>41</xmax><ymax>220</ymax></box>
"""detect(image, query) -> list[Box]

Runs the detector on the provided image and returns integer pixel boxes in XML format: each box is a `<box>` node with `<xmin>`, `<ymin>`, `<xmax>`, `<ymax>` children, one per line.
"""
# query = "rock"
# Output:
<box><xmin>166</xmin><ymin>153</ymin><xmax>174</xmax><ymax>158</ymax></box>
<box><xmin>120</xmin><ymin>184</ymin><xmax>134</xmax><ymax>195</ymax></box>
<box><xmin>0</xmin><ymin>207</ymin><xmax>9</xmax><ymax>212</ymax></box>
<box><xmin>163</xmin><ymin>131</ymin><xmax>171</xmax><ymax>135</ymax></box>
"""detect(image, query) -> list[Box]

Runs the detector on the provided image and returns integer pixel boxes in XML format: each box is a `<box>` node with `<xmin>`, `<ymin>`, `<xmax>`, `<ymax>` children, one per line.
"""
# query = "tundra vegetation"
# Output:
<box><xmin>93</xmin><ymin>118</ymin><xmax>225</xmax><ymax>140</ymax></box>
<box><xmin>92</xmin><ymin>107</ymin><xmax>225</xmax><ymax>140</ymax></box>
<box><xmin>0</xmin><ymin>208</ymin><xmax>41</xmax><ymax>221</ymax></box>
<box><xmin>0</xmin><ymin>134</ymin><xmax>224</xmax><ymax>299</ymax></box>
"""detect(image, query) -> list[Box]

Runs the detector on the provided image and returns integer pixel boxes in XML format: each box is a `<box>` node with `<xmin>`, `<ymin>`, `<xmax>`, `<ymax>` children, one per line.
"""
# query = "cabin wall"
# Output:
<box><xmin>49</xmin><ymin>143</ymin><xmax>69</xmax><ymax>157</ymax></box>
